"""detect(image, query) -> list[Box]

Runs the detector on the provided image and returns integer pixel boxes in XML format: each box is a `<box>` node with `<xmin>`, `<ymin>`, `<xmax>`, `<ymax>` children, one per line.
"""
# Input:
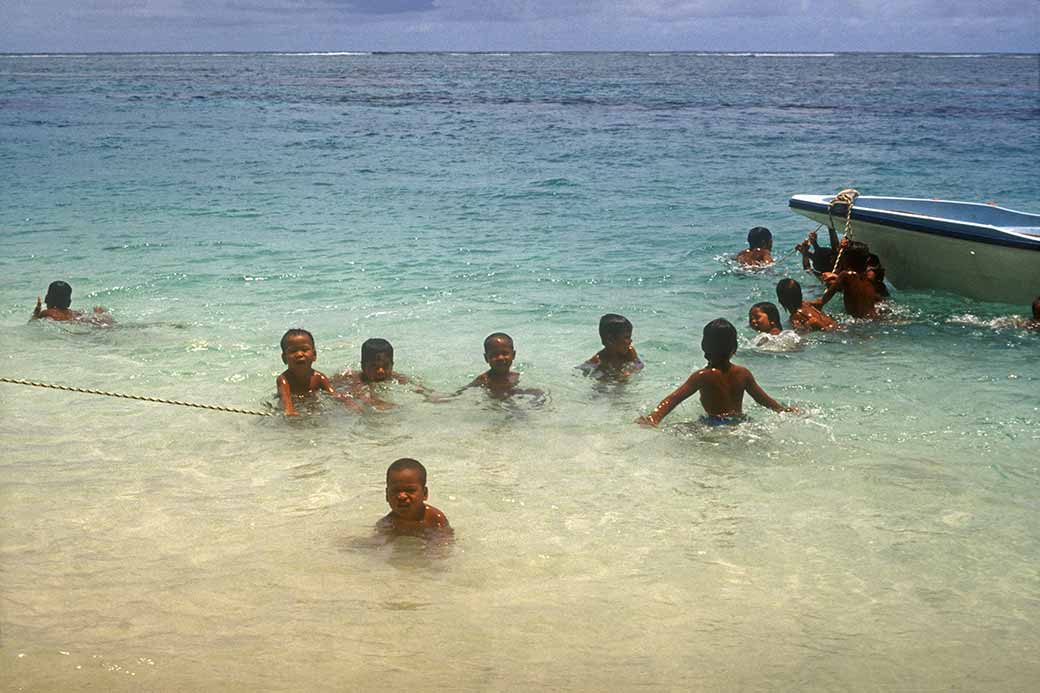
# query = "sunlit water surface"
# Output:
<box><xmin>1</xmin><ymin>52</ymin><xmax>1038</xmax><ymax>690</ymax></box>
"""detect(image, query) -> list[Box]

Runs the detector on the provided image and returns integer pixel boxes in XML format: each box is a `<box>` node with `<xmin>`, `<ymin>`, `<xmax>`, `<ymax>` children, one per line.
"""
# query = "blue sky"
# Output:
<box><xmin>2</xmin><ymin>1</ymin><xmax>1038</xmax><ymax>53</ymax></box>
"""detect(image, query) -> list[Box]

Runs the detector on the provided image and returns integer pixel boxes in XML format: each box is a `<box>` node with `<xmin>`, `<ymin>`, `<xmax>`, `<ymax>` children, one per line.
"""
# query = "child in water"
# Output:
<box><xmin>31</xmin><ymin>280</ymin><xmax>113</xmax><ymax>325</ymax></box>
<box><xmin>277</xmin><ymin>328</ymin><xmax>356</xmax><ymax>416</ymax></box>
<box><xmin>776</xmin><ymin>278</ymin><xmax>838</xmax><ymax>332</ymax></box>
<box><xmin>735</xmin><ymin>226</ymin><xmax>773</xmax><ymax>266</ymax></box>
<box><xmin>463</xmin><ymin>332</ymin><xmax>543</xmax><ymax>399</ymax></box>
<box><xmin>333</xmin><ymin>338</ymin><xmax>418</xmax><ymax>408</ymax></box>
<box><xmin>579</xmin><ymin>313</ymin><xmax>644</xmax><ymax>378</ymax></box>
<box><xmin>1017</xmin><ymin>296</ymin><xmax>1040</xmax><ymax>329</ymax></box>
<box><xmin>748</xmin><ymin>302</ymin><xmax>783</xmax><ymax>336</ymax></box>
<box><xmin>378</xmin><ymin>458</ymin><xmax>451</xmax><ymax>536</ymax></box>
<box><xmin>796</xmin><ymin>229</ymin><xmax>839</xmax><ymax>276</ymax></box>
<box><xmin>816</xmin><ymin>240</ymin><xmax>883</xmax><ymax>319</ymax></box>
<box><xmin>639</xmin><ymin>318</ymin><xmax>796</xmax><ymax>426</ymax></box>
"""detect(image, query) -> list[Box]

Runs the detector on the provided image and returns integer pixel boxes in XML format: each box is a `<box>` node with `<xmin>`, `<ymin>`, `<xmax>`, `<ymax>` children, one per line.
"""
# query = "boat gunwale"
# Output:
<box><xmin>788</xmin><ymin>195</ymin><xmax>1040</xmax><ymax>252</ymax></box>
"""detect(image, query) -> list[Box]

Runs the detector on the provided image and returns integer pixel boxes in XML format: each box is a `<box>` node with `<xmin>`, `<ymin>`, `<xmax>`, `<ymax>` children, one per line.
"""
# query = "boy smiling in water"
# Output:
<box><xmin>463</xmin><ymin>332</ymin><xmax>545</xmax><ymax>399</ymax></box>
<box><xmin>748</xmin><ymin>302</ymin><xmax>783</xmax><ymax>335</ymax></box>
<box><xmin>378</xmin><ymin>458</ymin><xmax>451</xmax><ymax>536</ymax></box>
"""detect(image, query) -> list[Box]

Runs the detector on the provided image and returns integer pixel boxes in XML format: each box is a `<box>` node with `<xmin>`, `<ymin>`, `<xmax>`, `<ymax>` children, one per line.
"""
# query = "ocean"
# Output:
<box><xmin>1</xmin><ymin>52</ymin><xmax>1038</xmax><ymax>691</ymax></box>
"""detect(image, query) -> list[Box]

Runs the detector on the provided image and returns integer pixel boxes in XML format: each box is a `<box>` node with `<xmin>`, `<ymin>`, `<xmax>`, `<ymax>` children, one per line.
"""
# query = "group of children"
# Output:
<box><xmin>737</xmin><ymin>225</ymin><xmax>897</xmax><ymax>337</ymax></box>
<box><xmin>31</xmin><ymin>231</ymin><xmax>1040</xmax><ymax>537</ymax></box>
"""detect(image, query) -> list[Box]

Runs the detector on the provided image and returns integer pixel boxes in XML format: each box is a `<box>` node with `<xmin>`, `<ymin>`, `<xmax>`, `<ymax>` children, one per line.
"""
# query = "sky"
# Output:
<box><xmin>1</xmin><ymin>0</ymin><xmax>1038</xmax><ymax>53</ymax></box>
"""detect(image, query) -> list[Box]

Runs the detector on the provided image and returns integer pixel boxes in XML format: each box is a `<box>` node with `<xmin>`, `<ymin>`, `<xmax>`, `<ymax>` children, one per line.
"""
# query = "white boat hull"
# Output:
<box><xmin>790</xmin><ymin>195</ymin><xmax>1040</xmax><ymax>305</ymax></box>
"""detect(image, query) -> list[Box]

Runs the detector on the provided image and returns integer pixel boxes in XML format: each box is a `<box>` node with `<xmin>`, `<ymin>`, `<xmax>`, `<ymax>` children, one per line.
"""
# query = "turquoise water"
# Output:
<box><xmin>2</xmin><ymin>52</ymin><xmax>1039</xmax><ymax>690</ymax></box>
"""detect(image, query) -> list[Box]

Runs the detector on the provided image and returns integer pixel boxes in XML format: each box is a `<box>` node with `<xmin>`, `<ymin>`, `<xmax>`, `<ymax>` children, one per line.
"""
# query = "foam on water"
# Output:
<box><xmin>1</xmin><ymin>52</ymin><xmax>1039</xmax><ymax>690</ymax></box>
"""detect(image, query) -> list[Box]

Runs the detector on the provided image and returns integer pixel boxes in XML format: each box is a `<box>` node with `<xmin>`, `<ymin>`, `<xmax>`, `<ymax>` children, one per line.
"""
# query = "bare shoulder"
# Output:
<box><xmin>423</xmin><ymin>504</ymin><xmax>451</xmax><ymax>529</ymax></box>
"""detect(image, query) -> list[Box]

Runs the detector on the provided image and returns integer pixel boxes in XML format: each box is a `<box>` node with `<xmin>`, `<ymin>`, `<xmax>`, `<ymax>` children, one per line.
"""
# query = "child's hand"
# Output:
<box><xmin>33</xmin><ymin>297</ymin><xmax>42</xmax><ymax>316</ymax></box>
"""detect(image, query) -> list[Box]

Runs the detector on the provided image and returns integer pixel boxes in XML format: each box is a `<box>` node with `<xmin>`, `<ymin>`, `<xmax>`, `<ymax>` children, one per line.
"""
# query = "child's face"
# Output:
<box><xmin>362</xmin><ymin>352</ymin><xmax>393</xmax><ymax>382</ymax></box>
<box><xmin>386</xmin><ymin>468</ymin><xmax>428</xmax><ymax>522</ymax></box>
<box><xmin>484</xmin><ymin>337</ymin><xmax>515</xmax><ymax>374</ymax></box>
<box><xmin>749</xmin><ymin>308</ymin><xmax>775</xmax><ymax>334</ymax></box>
<box><xmin>281</xmin><ymin>334</ymin><xmax>317</xmax><ymax>372</ymax></box>
<box><xmin>602</xmin><ymin>329</ymin><xmax>633</xmax><ymax>357</ymax></box>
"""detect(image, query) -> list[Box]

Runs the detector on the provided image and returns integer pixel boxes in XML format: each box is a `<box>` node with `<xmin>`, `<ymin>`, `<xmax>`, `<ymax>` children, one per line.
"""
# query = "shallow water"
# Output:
<box><xmin>1</xmin><ymin>52</ymin><xmax>1039</xmax><ymax>690</ymax></box>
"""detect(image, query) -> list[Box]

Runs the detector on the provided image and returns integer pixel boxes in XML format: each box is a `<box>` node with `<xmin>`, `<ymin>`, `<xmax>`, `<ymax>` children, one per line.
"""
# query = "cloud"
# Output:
<box><xmin>0</xmin><ymin>0</ymin><xmax>1036</xmax><ymax>52</ymax></box>
<box><xmin>326</xmin><ymin>0</ymin><xmax>436</xmax><ymax>14</ymax></box>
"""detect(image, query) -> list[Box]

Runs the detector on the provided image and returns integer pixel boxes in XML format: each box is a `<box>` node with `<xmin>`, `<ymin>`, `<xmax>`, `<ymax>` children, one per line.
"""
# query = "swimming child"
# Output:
<box><xmin>776</xmin><ymin>278</ymin><xmax>838</xmax><ymax>332</ymax></box>
<box><xmin>463</xmin><ymin>332</ymin><xmax>543</xmax><ymax>399</ymax></box>
<box><xmin>277</xmin><ymin>328</ymin><xmax>355</xmax><ymax>416</ymax></box>
<box><xmin>638</xmin><ymin>318</ymin><xmax>796</xmax><ymax>426</ymax></box>
<box><xmin>377</xmin><ymin>458</ymin><xmax>451</xmax><ymax>536</ymax></box>
<box><xmin>748</xmin><ymin>302</ymin><xmax>783</xmax><ymax>336</ymax></box>
<box><xmin>816</xmin><ymin>240</ymin><xmax>883</xmax><ymax>319</ymax></box>
<box><xmin>579</xmin><ymin>313</ymin><xmax>644</xmax><ymax>378</ymax></box>
<box><xmin>1016</xmin><ymin>296</ymin><xmax>1040</xmax><ymax>330</ymax></box>
<box><xmin>735</xmin><ymin>226</ymin><xmax>773</xmax><ymax>266</ymax></box>
<box><xmin>31</xmin><ymin>281</ymin><xmax>114</xmax><ymax>325</ymax></box>
<box><xmin>332</xmin><ymin>338</ymin><xmax>419</xmax><ymax>408</ymax></box>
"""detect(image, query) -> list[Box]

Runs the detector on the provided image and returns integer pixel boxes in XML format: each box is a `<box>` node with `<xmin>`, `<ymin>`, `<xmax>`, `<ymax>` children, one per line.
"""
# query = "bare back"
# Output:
<box><xmin>839</xmin><ymin>272</ymin><xmax>881</xmax><ymax>318</ymax></box>
<box><xmin>643</xmin><ymin>361</ymin><xmax>787</xmax><ymax>425</ymax></box>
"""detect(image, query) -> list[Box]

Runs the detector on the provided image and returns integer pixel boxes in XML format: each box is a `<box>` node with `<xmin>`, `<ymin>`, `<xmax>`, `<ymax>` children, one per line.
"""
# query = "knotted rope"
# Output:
<box><xmin>0</xmin><ymin>377</ymin><xmax>272</xmax><ymax>417</ymax></box>
<box><xmin>827</xmin><ymin>188</ymin><xmax>860</xmax><ymax>271</ymax></box>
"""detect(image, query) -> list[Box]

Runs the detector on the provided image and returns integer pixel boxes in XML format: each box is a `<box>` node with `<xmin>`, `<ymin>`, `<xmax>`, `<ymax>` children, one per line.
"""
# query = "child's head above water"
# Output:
<box><xmin>844</xmin><ymin>241</ymin><xmax>871</xmax><ymax>272</ymax></box>
<box><xmin>483</xmin><ymin>332</ymin><xmax>515</xmax><ymax>373</ymax></box>
<box><xmin>280</xmin><ymin>328</ymin><xmax>318</xmax><ymax>373</ymax></box>
<box><xmin>599</xmin><ymin>313</ymin><xmax>633</xmax><ymax>350</ymax></box>
<box><xmin>746</xmin><ymin>226</ymin><xmax>772</xmax><ymax>250</ymax></box>
<box><xmin>281</xmin><ymin>328</ymin><xmax>315</xmax><ymax>353</ymax></box>
<box><xmin>702</xmin><ymin>318</ymin><xmax>738</xmax><ymax>366</ymax></box>
<box><xmin>361</xmin><ymin>337</ymin><xmax>394</xmax><ymax>382</ymax></box>
<box><xmin>45</xmin><ymin>281</ymin><xmax>73</xmax><ymax>310</ymax></box>
<box><xmin>775</xmin><ymin>278</ymin><xmax>804</xmax><ymax>312</ymax></box>
<box><xmin>385</xmin><ymin>457</ymin><xmax>428</xmax><ymax>521</ymax></box>
<box><xmin>748</xmin><ymin>302</ymin><xmax>782</xmax><ymax>334</ymax></box>
<box><xmin>1032</xmin><ymin>296</ymin><xmax>1040</xmax><ymax>320</ymax></box>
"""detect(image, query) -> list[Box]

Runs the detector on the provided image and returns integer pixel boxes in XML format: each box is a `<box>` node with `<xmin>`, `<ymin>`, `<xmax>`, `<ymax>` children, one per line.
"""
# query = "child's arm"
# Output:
<box><xmin>31</xmin><ymin>297</ymin><xmax>43</xmax><ymax>319</ymax></box>
<box><xmin>745</xmin><ymin>372</ymin><xmax>794</xmax><ymax>413</ymax></box>
<box><xmin>639</xmin><ymin>373</ymin><xmax>700</xmax><ymax>426</ymax></box>
<box><xmin>277</xmin><ymin>374</ymin><xmax>298</xmax><ymax>416</ymax></box>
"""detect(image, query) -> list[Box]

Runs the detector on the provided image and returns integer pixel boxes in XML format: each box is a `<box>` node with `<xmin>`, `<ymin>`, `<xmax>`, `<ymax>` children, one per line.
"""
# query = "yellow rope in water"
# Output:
<box><xmin>827</xmin><ymin>188</ymin><xmax>860</xmax><ymax>271</ymax></box>
<box><xmin>0</xmin><ymin>377</ymin><xmax>272</xmax><ymax>417</ymax></box>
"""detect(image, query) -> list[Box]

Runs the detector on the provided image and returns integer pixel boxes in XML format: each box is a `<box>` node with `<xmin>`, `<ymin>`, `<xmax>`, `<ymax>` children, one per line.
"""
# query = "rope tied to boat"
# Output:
<box><xmin>827</xmin><ymin>188</ymin><xmax>860</xmax><ymax>271</ymax></box>
<box><xmin>0</xmin><ymin>376</ymin><xmax>272</xmax><ymax>417</ymax></box>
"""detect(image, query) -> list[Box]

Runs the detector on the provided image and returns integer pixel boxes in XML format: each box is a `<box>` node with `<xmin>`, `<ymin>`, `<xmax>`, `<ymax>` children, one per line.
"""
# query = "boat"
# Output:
<box><xmin>788</xmin><ymin>193</ymin><xmax>1040</xmax><ymax>304</ymax></box>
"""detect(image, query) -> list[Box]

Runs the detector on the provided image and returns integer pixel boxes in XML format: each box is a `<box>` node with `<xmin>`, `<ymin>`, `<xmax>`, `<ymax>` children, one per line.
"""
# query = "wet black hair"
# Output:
<box><xmin>483</xmin><ymin>332</ymin><xmax>514</xmax><ymax>353</ymax></box>
<box><xmin>280</xmin><ymin>328</ymin><xmax>315</xmax><ymax>352</ymax></box>
<box><xmin>361</xmin><ymin>337</ymin><xmax>394</xmax><ymax>364</ymax></box>
<box><xmin>599</xmin><ymin>313</ymin><xmax>633</xmax><ymax>342</ymax></box>
<box><xmin>702</xmin><ymin>318</ymin><xmax>738</xmax><ymax>364</ymax></box>
<box><xmin>45</xmin><ymin>281</ymin><xmax>73</xmax><ymax>309</ymax></box>
<box><xmin>387</xmin><ymin>457</ymin><xmax>426</xmax><ymax>485</ymax></box>
<box><xmin>747</xmin><ymin>226</ymin><xmax>772</xmax><ymax>249</ymax></box>
<box><xmin>845</xmin><ymin>241</ymin><xmax>870</xmax><ymax>272</ymax></box>
<box><xmin>775</xmin><ymin>278</ymin><xmax>804</xmax><ymax>312</ymax></box>
<box><xmin>1032</xmin><ymin>296</ymin><xmax>1040</xmax><ymax>319</ymax></box>
<box><xmin>750</xmin><ymin>302</ymin><xmax>782</xmax><ymax>329</ymax></box>
<box><xmin>810</xmin><ymin>246</ymin><xmax>836</xmax><ymax>273</ymax></box>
